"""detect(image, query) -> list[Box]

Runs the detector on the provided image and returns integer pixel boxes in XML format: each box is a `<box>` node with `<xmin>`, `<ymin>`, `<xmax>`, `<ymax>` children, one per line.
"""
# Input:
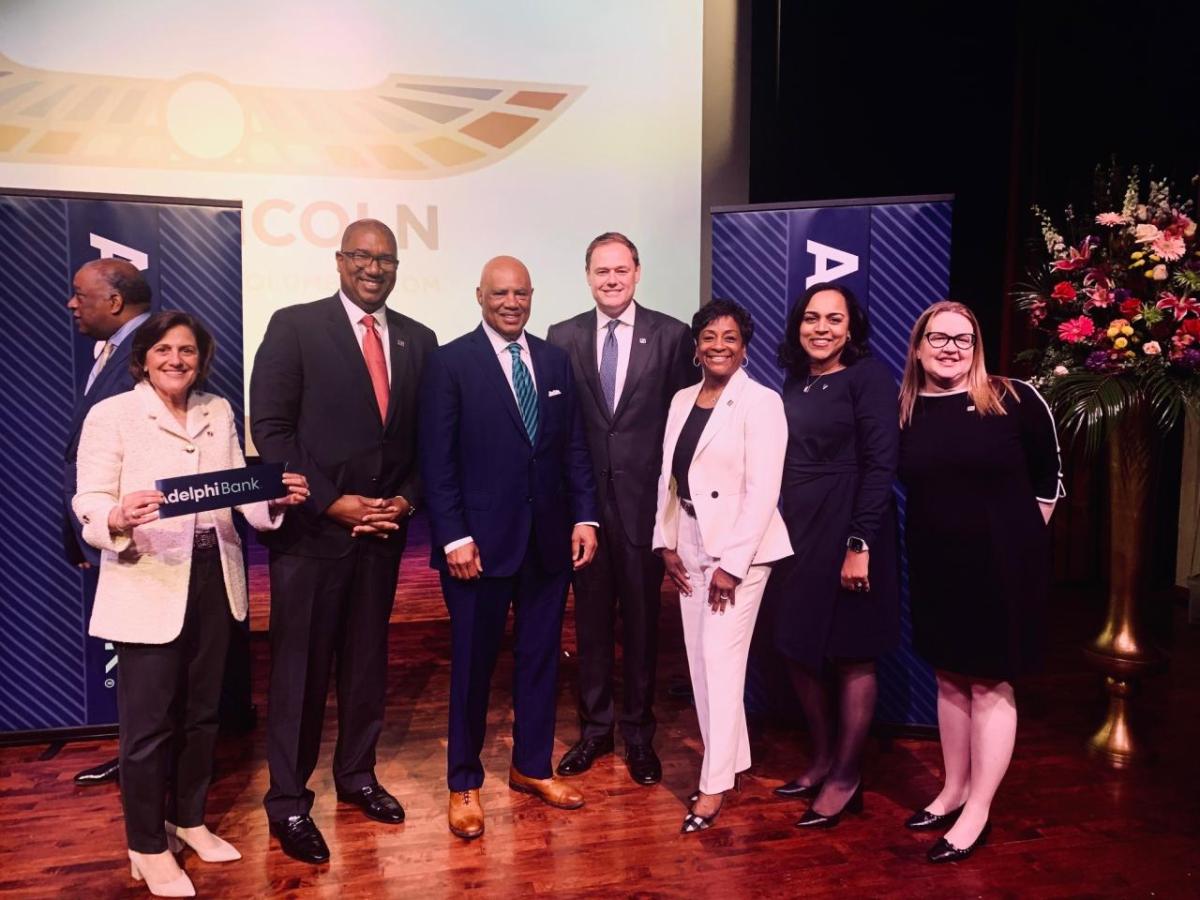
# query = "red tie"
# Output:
<box><xmin>360</xmin><ymin>314</ymin><xmax>389</xmax><ymax>422</ymax></box>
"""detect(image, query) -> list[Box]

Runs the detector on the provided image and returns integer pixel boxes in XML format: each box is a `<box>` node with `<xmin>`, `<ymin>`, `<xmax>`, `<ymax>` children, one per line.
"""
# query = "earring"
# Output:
<box><xmin>741</xmin><ymin>354</ymin><xmax>749</xmax><ymax>368</ymax></box>
<box><xmin>692</xmin><ymin>355</ymin><xmax>701</xmax><ymax>368</ymax></box>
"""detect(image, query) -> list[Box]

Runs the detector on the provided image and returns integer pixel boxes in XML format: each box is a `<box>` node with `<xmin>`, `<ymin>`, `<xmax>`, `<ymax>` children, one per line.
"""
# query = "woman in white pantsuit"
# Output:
<box><xmin>653</xmin><ymin>298</ymin><xmax>792</xmax><ymax>833</ymax></box>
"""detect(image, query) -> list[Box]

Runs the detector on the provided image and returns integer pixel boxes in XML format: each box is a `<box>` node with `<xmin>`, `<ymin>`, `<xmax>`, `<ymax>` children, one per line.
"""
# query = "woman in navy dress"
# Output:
<box><xmin>768</xmin><ymin>282</ymin><xmax>900</xmax><ymax>828</ymax></box>
<box><xmin>897</xmin><ymin>301</ymin><xmax>1062</xmax><ymax>863</ymax></box>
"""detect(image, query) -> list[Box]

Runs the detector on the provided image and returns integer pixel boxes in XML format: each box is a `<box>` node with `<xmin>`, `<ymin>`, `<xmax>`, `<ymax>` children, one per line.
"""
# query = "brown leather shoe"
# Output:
<box><xmin>448</xmin><ymin>789</ymin><xmax>484</xmax><ymax>840</ymax></box>
<box><xmin>508</xmin><ymin>766</ymin><xmax>585</xmax><ymax>809</ymax></box>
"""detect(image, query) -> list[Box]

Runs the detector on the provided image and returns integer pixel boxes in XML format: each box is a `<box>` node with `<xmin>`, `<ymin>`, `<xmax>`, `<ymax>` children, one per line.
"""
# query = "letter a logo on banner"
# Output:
<box><xmin>89</xmin><ymin>233</ymin><xmax>149</xmax><ymax>271</ymax></box>
<box><xmin>805</xmin><ymin>240</ymin><xmax>859</xmax><ymax>288</ymax></box>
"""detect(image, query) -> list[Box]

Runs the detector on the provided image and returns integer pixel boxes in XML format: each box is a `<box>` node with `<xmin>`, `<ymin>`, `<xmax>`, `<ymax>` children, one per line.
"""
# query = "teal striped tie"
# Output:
<box><xmin>508</xmin><ymin>342</ymin><xmax>539</xmax><ymax>442</ymax></box>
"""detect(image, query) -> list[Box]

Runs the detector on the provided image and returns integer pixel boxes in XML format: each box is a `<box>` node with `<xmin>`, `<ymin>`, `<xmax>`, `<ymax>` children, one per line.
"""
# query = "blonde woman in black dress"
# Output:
<box><xmin>898</xmin><ymin>301</ymin><xmax>1062</xmax><ymax>863</ymax></box>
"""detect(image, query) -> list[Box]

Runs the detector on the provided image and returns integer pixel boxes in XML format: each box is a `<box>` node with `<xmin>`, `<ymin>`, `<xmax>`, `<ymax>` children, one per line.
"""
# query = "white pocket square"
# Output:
<box><xmin>547</xmin><ymin>389</ymin><xmax>562</xmax><ymax>397</ymax></box>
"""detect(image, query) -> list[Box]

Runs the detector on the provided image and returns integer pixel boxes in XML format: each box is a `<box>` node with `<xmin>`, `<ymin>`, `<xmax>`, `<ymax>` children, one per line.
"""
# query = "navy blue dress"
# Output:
<box><xmin>769</xmin><ymin>357</ymin><xmax>901</xmax><ymax>668</ymax></box>
<box><xmin>898</xmin><ymin>380</ymin><xmax>1061</xmax><ymax>679</ymax></box>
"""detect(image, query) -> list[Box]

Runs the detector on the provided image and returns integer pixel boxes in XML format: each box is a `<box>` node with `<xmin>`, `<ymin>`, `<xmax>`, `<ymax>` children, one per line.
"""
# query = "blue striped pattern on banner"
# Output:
<box><xmin>159</xmin><ymin>207</ymin><xmax>245</xmax><ymax>431</ymax></box>
<box><xmin>870</xmin><ymin>201</ymin><xmax>953</xmax><ymax>728</ymax></box>
<box><xmin>0</xmin><ymin>196</ymin><xmax>88</xmax><ymax>730</ymax></box>
<box><xmin>712</xmin><ymin>210</ymin><xmax>789</xmax><ymax>392</ymax></box>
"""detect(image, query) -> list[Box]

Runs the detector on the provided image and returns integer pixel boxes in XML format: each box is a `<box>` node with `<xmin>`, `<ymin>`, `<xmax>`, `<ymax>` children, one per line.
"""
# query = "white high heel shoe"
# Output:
<box><xmin>165</xmin><ymin>821</ymin><xmax>242</xmax><ymax>862</ymax></box>
<box><xmin>128</xmin><ymin>850</ymin><xmax>195</xmax><ymax>898</ymax></box>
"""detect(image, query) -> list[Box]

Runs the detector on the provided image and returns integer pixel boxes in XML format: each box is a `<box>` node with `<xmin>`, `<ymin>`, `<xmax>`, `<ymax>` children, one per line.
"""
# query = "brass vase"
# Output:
<box><xmin>1082</xmin><ymin>400</ymin><xmax>1164</xmax><ymax>767</ymax></box>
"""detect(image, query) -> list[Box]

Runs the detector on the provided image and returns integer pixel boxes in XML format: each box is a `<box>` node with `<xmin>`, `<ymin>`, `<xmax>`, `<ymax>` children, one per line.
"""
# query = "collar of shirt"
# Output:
<box><xmin>481</xmin><ymin>319</ymin><xmax>530</xmax><ymax>358</ymax></box>
<box><xmin>339</xmin><ymin>289</ymin><xmax>387</xmax><ymax>331</ymax></box>
<box><xmin>596</xmin><ymin>299</ymin><xmax>637</xmax><ymax>333</ymax></box>
<box><xmin>106</xmin><ymin>311</ymin><xmax>152</xmax><ymax>351</ymax></box>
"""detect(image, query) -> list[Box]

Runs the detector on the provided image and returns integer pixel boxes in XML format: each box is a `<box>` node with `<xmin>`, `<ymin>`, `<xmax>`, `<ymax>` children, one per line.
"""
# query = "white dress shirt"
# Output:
<box><xmin>480</xmin><ymin>318</ymin><xmax>536</xmax><ymax>398</ymax></box>
<box><xmin>339</xmin><ymin>290</ymin><xmax>392</xmax><ymax>383</ymax></box>
<box><xmin>595</xmin><ymin>300</ymin><xmax>637</xmax><ymax>410</ymax></box>
<box><xmin>85</xmin><ymin>311</ymin><xmax>150</xmax><ymax>394</ymax></box>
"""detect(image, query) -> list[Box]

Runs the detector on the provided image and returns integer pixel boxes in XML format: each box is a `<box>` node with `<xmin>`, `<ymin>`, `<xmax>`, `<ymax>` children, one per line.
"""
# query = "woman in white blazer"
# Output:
<box><xmin>74</xmin><ymin>311</ymin><xmax>307</xmax><ymax>898</ymax></box>
<box><xmin>653</xmin><ymin>298</ymin><xmax>792</xmax><ymax>833</ymax></box>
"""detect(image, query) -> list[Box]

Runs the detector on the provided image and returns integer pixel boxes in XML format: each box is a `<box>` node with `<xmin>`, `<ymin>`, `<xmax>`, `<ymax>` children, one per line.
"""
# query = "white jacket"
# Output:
<box><xmin>74</xmin><ymin>381</ymin><xmax>281</xmax><ymax>644</ymax></box>
<box><xmin>652</xmin><ymin>367</ymin><xmax>792</xmax><ymax>579</ymax></box>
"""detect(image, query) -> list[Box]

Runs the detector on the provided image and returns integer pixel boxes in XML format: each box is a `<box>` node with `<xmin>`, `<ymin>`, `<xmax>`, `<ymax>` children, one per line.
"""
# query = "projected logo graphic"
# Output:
<box><xmin>0</xmin><ymin>54</ymin><xmax>583</xmax><ymax>179</ymax></box>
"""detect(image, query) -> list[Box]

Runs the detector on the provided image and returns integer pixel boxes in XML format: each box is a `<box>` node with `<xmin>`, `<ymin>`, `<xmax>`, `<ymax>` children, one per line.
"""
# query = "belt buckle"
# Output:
<box><xmin>193</xmin><ymin>530</ymin><xmax>218</xmax><ymax>551</ymax></box>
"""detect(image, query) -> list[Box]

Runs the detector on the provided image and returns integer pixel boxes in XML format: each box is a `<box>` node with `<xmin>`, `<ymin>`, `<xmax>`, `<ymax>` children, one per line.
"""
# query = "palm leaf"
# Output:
<box><xmin>1043</xmin><ymin>370</ymin><xmax>1193</xmax><ymax>456</ymax></box>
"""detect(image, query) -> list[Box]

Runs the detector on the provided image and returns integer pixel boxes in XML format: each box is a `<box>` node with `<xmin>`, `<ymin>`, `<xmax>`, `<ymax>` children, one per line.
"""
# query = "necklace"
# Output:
<box><xmin>803</xmin><ymin>373</ymin><xmax>825</xmax><ymax>393</ymax></box>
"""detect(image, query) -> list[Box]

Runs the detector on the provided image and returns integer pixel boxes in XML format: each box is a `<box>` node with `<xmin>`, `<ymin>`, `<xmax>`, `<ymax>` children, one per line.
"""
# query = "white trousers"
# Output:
<box><xmin>676</xmin><ymin>511</ymin><xmax>772</xmax><ymax>794</ymax></box>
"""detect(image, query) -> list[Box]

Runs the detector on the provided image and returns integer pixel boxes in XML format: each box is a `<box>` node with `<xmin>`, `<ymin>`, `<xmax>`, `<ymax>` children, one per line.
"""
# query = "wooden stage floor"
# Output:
<box><xmin>2</xmin><ymin>539</ymin><xmax>1199</xmax><ymax>897</ymax></box>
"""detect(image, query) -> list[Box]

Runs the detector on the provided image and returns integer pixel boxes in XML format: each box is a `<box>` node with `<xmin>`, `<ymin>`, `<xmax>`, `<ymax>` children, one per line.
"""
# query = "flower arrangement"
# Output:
<box><xmin>1015</xmin><ymin>167</ymin><xmax>1200</xmax><ymax>450</ymax></box>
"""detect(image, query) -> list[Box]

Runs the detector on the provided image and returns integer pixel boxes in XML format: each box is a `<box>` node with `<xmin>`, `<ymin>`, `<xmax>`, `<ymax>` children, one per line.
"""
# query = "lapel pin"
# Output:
<box><xmin>396</xmin><ymin>339</ymin><xmax>406</xmax><ymax>347</ymax></box>
<box><xmin>727</xmin><ymin>399</ymin><xmax>734</xmax><ymax>406</ymax></box>
<box><xmin>638</xmin><ymin>337</ymin><xmax>647</xmax><ymax>344</ymax></box>
<box><xmin>822</xmin><ymin>384</ymin><xmax>829</xmax><ymax>390</ymax></box>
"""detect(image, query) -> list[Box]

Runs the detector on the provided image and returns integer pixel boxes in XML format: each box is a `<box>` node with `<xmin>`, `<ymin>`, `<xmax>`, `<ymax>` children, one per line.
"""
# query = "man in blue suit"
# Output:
<box><xmin>420</xmin><ymin>255</ymin><xmax>599</xmax><ymax>840</ymax></box>
<box><xmin>63</xmin><ymin>259</ymin><xmax>151</xmax><ymax>785</ymax></box>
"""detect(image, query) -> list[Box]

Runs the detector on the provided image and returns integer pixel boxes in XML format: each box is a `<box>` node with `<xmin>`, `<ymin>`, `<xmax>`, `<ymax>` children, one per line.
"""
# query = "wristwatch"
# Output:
<box><xmin>846</xmin><ymin>536</ymin><xmax>869</xmax><ymax>553</ymax></box>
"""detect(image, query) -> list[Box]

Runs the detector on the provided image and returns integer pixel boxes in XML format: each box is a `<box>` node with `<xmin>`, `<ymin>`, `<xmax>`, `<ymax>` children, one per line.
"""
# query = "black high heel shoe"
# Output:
<box><xmin>905</xmin><ymin>804</ymin><xmax>964</xmax><ymax>830</ymax></box>
<box><xmin>773</xmin><ymin>777</ymin><xmax>825</xmax><ymax>800</ymax></box>
<box><xmin>927</xmin><ymin>821</ymin><xmax>991</xmax><ymax>863</ymax></box>
<box><xmin>795</xmin><ymin>783</ymin><xmax>864</xmax><ymax>829</ymax></box>
<box><xmin>681</xmin><ymin>795</ymin><xmax>725</xmax><ymax>833</ymax></box>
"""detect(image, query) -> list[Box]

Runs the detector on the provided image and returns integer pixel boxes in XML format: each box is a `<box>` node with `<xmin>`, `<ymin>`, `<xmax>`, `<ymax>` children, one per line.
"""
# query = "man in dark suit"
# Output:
<box><xmin>250</xmin><ymin>219</ymin><xmax>437</xmax><ymax>864</ymax></box>
<box><xmin>547</xmin><ymin>232</ymin><xmax>696</xmax><ymax>785</ymax></box>
<box><xmin>64</xmin><ymin>259</ymin><xmax>152</xmax><ymax>786</ymax></box>
<box><xmin>420</xmin><ymin>255</ymin><xmax>599</xmax><ymax>840</ymax></box>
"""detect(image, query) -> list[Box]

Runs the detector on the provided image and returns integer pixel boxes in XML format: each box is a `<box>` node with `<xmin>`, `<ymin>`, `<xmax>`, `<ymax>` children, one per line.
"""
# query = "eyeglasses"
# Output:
<box><xmin>338</xmin><ymin>250</ymin><xmax>399</xmax><ymax>271</ymax></box>
<box><xmin>924</xmin><ymin>332</ymin><xmax>976</xmax><ymax>350</ymax></box>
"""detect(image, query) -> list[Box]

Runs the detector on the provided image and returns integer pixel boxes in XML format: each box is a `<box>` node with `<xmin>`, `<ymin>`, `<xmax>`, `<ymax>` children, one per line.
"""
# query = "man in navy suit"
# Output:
<box><xmin>420</xmin><ymin>256</ymin><xmax>599</xmax><ymax>840</ymax></box>
<box><xmin>63</xmin><ymin>259</ymin><xmax>152</xmax><ymax>786</ymax></box>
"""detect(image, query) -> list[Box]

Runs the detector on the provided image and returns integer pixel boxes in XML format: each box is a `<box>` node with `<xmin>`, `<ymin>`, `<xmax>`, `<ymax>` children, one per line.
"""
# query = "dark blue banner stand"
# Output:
<box><xmin>0</xmin><ymin>188</ymin><xmax>244</xmax><ymax>737</ymax></box>
<box><xmin>711</xmin><ymin>195</ymin><xmax>953</xmax><ymax>729</ymax></box>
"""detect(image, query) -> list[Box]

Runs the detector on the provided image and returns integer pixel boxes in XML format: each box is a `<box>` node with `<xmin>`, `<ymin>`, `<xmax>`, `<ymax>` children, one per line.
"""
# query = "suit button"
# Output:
<box><xmin>526</xmin><ymin>497</ymin><xmax>532</xmax><ymax>503</ymax></box>
<box><xmin>711</xmin><ymin>490</ymin><xmax>719</xmax><ymax>498</ymax></box>
<box><xmin>371</xmin><ymin>476</ymin><xmax>379</xmax><ymax>483</ymax></box>
<box><xmin>608</xmin><ymin>431</ymin><xmax>616</xmax><ymax>437</ymax></box>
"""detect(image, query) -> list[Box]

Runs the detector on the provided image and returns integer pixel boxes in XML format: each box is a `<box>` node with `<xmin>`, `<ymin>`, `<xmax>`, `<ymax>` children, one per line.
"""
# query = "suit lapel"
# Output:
<box><xmin>528</xmin><ymin>337</ymin><xmax>551</xmax><ymax>450</ymax></box>
<box><xmin>135</xmin><ymin>382</ymin><xmax>191</xmax><ymax>442</ymax></box>
<box><xmin>322</xmin><ymin>295</ymin><xmax>381</xmax><ymax>424</ymax></box>
<box><xmin>383</xmin><ymin>310</ymin><xmax>413</xmax><ymax>431</ymax></box>
<box><xmin>661</xmin><ymin>380</ymin><xmax>703</xmax><ymax>479</ymax></box>
<box><xmin>472</xmin><ymin>326</ymin><xmax>530</xmax><ymax>446</ymax></box>
<box><xmin>613</xmin><ymin>307</ymin><xmax>656</xmax><ymax>422</ymax></box>
<box><xmin>693</xmin><ymin>368</ymin><xmax>749</xmax><ymax>458</ymax></box>
<box><xmin>574</xmin><ymin>313</ymin><xmax>611</xmax><ymax>424</ymax></box>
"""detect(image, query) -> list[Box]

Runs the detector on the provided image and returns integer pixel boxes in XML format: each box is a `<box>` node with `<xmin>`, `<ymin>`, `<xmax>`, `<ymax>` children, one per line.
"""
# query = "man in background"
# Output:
<box><xmin>63</xmin><ymin>259</ymin><xmax>152</xmax><ymax>786</ymax></box>
<box><xmin>547</xmin><ymin>232</ymin><xmax>696</xmax><ymax>785</ymax></box>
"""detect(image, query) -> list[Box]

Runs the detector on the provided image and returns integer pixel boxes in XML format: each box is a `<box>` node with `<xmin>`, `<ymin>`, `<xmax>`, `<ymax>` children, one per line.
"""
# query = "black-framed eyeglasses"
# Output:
<box><xmin>924</xmin><ymin>332</ymin><xmax>976</xmax><ymax>350</ymax></box>
<box><xmin>338</xmin><ymin>250</ymin><xmax>399</xmax><ymax>271</ymax></box>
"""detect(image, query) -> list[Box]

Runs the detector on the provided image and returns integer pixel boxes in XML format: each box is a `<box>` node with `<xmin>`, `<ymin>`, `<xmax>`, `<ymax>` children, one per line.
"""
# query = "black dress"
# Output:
<box><xmin>769</xmin><ymin>357</ymin><xmax>901</xmax><ymax>668</ymax></box>
<box><xmin>898</xmin><ymin>380</ymin><xmax>1062</xmax><ymax>680</ymax></box>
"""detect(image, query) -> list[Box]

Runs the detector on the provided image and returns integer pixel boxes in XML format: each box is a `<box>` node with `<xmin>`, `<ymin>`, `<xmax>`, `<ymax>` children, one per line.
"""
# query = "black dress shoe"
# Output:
<box><xmin>73</xmin><ymin>757</ymin><xmax>120</xmax><ymax>786</ymax></box>
<box><xmin>927</xmin><ymin>821</ymin><xmax>991</xmax><ymax>863</ymax></box>
<box><xmin>795</xmin><ymin>783</ymin><xmax>864</xmax><ymax>829</ymax></box>
<box><xmin>337</xmin><ymin>783</ymin><xmax>405</xmax><ymax>824</ymax></box>
<box><xmin>555</xmin><ymin>734</ymin><xmax>614</xmax><ymax>777</ymax></box>
<box><xmin>624</xmin><ymin>744</ymin><xmax>662</xmax><ymax>785</ymax></box>
<box><xmin>905</xmin><ymin>804</ymin><xmax>964</xmax><ymax>830</ymax></box>
<box><xmin>270</xmin><ymin>814</ymin><xmax>330</xmax><ymax>864</ymax></box>
<box><xmin>773</xmin><ymin>778</ymin><xmax>824</xmax><ymax>799</ymax></box>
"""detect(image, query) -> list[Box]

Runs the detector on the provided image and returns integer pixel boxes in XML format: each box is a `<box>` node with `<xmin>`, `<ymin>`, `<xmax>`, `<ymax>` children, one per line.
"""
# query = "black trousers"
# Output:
<box><xmin>572</xmin><ymin>492</ymin><xmax>663</xmax><ymax>746</ymax></box>
<box><xmin>263</xmin><ymin>539</ymin><xmax>402</xmax><ymax>821</ymax></box>
<box><xmin>116</xmin><ymin>546</ymin><xmax>232</xmax><ymax>853</ymax></box>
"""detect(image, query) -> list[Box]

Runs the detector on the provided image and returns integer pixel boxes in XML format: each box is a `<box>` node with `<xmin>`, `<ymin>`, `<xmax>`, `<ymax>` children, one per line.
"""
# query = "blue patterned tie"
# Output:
<box><xmin>599</xmin><ymin>319</ymin><xmax>619</xmax><ymax>415</ymax></box>
<box><xmin>508</xmin><ymin>343</ymin><xmax>539</xmax><ymax>442</ymax></box>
